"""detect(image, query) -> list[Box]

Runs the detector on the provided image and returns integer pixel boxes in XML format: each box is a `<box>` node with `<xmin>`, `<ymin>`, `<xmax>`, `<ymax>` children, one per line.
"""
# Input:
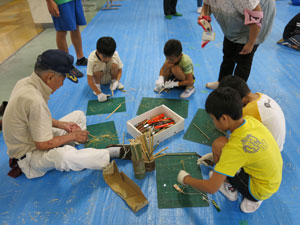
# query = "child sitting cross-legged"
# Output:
<box><xmin>177</xmin><ymin>87</ymin><xmax>283</xmax><ymax>213</ymax></box>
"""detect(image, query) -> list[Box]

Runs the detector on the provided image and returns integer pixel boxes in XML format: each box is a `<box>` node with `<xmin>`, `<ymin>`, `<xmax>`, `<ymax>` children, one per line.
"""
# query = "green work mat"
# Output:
<box><xmin>85</xmin><ymin>121</ymin><xmax>119</xmax><ymax>149</ymax></box>
<box><xmin>155</xmin><ymin>153</ymin><xmax>209</xmax><ymax>209</ymax></box>
<box><xmin>86</xmin><ymin>97</ymin><xmax>126</xmax><ymax>116</ymax></box>
<box><xmin>136</xmin><ymin>97</ymin><xmax>189</xmax><ymax>118</ymax></box>
<box><xmin>183</xmin><ymin>109</ymin><xmax>226</xmax><ymax>146</ymax></box>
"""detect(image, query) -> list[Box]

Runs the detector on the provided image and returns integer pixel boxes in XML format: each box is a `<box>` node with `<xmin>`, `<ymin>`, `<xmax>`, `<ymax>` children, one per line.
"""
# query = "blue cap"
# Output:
<box><xmin>37</xmin><ymin>49</ymin><xmax>74</xmax><ymax>75</ymax></box>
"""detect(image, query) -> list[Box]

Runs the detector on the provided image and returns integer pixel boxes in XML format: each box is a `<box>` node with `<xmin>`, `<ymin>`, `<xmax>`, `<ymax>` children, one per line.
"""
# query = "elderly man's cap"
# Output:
<box><xmin>37</xmin><ymin>49</ymin><xmax>74</xmax><ymax>75</ymax></box>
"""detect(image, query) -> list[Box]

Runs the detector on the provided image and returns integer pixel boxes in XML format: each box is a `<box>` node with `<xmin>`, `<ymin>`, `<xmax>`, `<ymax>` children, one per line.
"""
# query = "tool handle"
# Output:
<box><xmin>147</xmin><ymin>113</ymin><xmax>165</xmax><ymax>124</ymax></box>
<box><xmin>154</xmin><ymin>121</ymin><xmax>174</xmax><ymax>129</ymax></box>
<box><xmin>211</xmin><ymin>200</ymin><xmax>221</xmax><ymax>212</ymax></box>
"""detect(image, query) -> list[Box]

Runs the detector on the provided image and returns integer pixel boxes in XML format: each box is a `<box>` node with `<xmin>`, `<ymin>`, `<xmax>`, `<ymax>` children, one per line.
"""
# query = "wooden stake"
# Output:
<box><xmin>193</xmin><ymin>123</ymin><xmax>211</xmax><ymax>140</ymax></box>
<box><xmin>106</xmin><ymin>104</ymin><xmax>122</xmax><ymax>119</ymax></box>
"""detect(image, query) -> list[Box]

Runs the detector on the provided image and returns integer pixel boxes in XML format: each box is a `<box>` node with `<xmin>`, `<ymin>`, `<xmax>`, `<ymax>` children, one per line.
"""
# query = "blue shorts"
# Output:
<box><xmin>52</xmin><ymin>0</ymin><xmax>86</xmax><ymax>31</ymax></box>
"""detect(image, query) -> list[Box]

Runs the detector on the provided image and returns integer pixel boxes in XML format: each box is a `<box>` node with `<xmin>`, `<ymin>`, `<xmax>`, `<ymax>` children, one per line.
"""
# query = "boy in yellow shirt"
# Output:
<box><xmin>177</xmin><ymin>87</ymin><xmax>282</xmax><ymax>213</ymax></box>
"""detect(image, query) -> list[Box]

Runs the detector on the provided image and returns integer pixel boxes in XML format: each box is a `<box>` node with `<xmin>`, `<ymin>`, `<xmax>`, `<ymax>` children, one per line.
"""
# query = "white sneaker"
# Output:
<box><xmin>219</xmin><ymin>182</ymin><xmax>238</xmax><ymax>201</ymax></box>
<box><xmin>206</xmin><ymin>81</ymin><xmax>219</xmax><ymax>89</ymax></box>
<box><xmin>180</xmin><ymin>87</ymin><xmax>195</xmax><ymax>98</ymax></box>
<box><xmin>240</xmin><ymin>198</ymin><xmax>263</xmax><ymax>213</ymax></box>
<box><xmin>117</xmin><ymin>82</ymin><xmax>124</xmax><ymax>90</ymax></box>
<box><xmin>197</xmin><ymin>7</ymin><xmax>202</xmax><ymax>14</ymax></box>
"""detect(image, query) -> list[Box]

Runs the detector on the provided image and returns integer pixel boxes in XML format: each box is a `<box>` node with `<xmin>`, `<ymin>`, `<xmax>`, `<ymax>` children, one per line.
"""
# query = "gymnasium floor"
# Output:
<box><xmin>0</xmin><ymin>0</ymin><xmax>300</xmax><ymax>224</ymax></box>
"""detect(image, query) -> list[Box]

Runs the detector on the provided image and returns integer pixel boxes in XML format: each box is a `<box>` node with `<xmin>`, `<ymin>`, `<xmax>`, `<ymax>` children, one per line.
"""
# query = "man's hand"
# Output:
<box><xmin>164</xmin><ymin>80</ymin><xmax>179</xmax><ymax>89</ymax></box>
<box><xmin>110</xmin><ymin>80</ymin><xmax>119</xmax><ymax>91</ymax></box>
<box><xmin>197</xmin><ymin>152</ymin><xmax>214</xmax><ymax>166</ymax></box>
<box><xmin>46</xmin><ymin>0</ymin><xmax>60</xmax><ymax>17</ymax></box>
<box><xmin>198</xmin><ymin>15</ymin><xmax>212</xmax><ymax>32</ymax></box>
<box><xmin>72</xmin><ymin>130</ymin><xmax>89</xmax><ymax>143</ymax></box>
<box><xmin>97</xmin><ymin>93</ymin><xmax>108</xmax><ymax>102</ymax></box>
<box><xmin>61</xmin><ymin>121</ymin><xmax>81</xmax><ymax>133</ymax></box>
<box><xmin>177</xmin><ymin>170</ymin><xmax>191</xmax><ymax>185</ymax></box>
<box><xmin>239</xmin><ymin>42</ymin><xmax>254</xmax><ymax>55</ymax></box>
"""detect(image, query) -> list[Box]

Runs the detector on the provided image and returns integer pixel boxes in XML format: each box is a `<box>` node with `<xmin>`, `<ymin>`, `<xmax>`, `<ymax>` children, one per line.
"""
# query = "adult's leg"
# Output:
<box><xmin>234</xmin><ymin>44</ymin><xmax>259</xmax><ymax>82</ymax></box>
<box><xmin>56</xmin><ymin>30</ymin><xmax>69</xmax><ymax>53</ymax></box>
<box><xmin>218</xmin><ymin>37</ymin><xmax>237</xmax><ymax>82</ymax></box>
<box><xmin>18</xmin><ymin>145</ymin><xmax>110</xmax><ymax>179</ymax></box>
<box><xmin>163</xmin><ymin>0</ymin><xmax>172</xmax><ymax>15</ymax></box>
<box><xmin>211</xmin><ymin>136</ymin><xmax>228</xmax><ymax>163</ymax></box>
<box><xmin>170</xmin><ymin>0</ymin><xmax>178</xmax><ymax>14</ymax></box>
<box><xmin>197</xmin><ymin>0</ymin><xmax>203</xmax><ymax>7</ymax></box>
<box><xmin>70</xmin><ymin>26</ymin><xmax>84</xmax><ymax>59</ymax></box>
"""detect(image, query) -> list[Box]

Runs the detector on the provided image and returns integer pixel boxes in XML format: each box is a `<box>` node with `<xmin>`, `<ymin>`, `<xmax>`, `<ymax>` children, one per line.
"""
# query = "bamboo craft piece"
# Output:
<box><xmin>134</xmin><ymin>132</ymin><xmax>168</xmax><ymax>172</ymax></box>
<box><xmin>106</xmin><ymin>104</ymin><xmax>122</xmax><ymax>119</ymax></box>
<box><xmin>193</xmin><ymin>123</ymin><xmax>211</xmax><ymax>140</ymax></box>
<box><xmin>129</xmin><ymin>139</ymin><xmax>146</xmax><ymax>179</ymax></box>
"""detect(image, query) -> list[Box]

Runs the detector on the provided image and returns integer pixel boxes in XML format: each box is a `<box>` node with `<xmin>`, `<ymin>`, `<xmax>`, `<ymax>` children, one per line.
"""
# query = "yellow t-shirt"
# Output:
<box><xmin>214</xmin><ymin>116</ymin><xmax>283</xmax><ymax>200</ymax></box>
<box><xmin>243</xmin><ymin>93</ymin><xmax>286</xmax><ymax>151</ymax></box>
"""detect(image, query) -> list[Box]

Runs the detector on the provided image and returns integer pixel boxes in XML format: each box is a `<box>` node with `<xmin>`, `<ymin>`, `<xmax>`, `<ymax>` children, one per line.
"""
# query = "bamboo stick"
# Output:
<box><xmin>106</xmin><ymin>104</ymin><xmax>122</xmax><ymax>119</ymax></box>
<box><xmin>153</xmin><ymin>147</ymin><xmax>168</xmax><ymax>158</ymax></box>
<box><xmin>158</xmin><ymin>87</ymin><xmax>166</xmax><ymax>94</ymax></box>
<box><xmin>153</xmin><ymin>153</ymin><xmax>167</xmax><ymax>160</ymax></box>
<box><xmin>193</xmin><ymin>123</ymin><xmax>211</xmax><ymax>140</ymax></box>
<box><xmin>88</xmin><ymin>133</ymin><xmax>98</xmax><ymax>139</ymax></box>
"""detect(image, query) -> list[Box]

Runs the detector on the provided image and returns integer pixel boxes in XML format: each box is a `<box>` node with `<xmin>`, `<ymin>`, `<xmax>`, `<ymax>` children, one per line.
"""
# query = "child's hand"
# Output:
<box><xmin>164</xmin><ymin>80</ymin><xmax>179</xmax><ymax>89</ymax></box>
<box><xmin>155</xmin><ymin>76</ymin><xmax>164</xmax><ymax>89</ymax></box>
<box><xmin>177</xmin><ymin>170</ymin><xmax>190</xmax><ymax>186</ymax></box>
<box><xmin>197</xmin><ymin>152</ymin><xmax>214</xmax><ymax>166</ymax></box>
<box><xmin>97</xmin><ymin>93</ymin><xmax>109</xmax><ymax>102</ymax></box>
<box><xmin>110</xmin><ymin>80</ymin><xmax>119</xmax><ymax>91</ymax></box>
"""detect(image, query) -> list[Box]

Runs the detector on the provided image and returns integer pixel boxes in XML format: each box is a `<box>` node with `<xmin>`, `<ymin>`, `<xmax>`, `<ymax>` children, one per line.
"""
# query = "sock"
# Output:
<box><xmin>107</xmin><ymin>147</ymin><xmax>121</xmax><ymax>158</ymax></box>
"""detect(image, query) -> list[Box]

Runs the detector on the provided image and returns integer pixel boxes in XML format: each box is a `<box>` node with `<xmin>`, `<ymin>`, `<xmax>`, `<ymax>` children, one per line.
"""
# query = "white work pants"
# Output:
<box><xmin>18</xmin><ymin>111</ymin><xmax>110</xmax><ymax>179</ymax></box>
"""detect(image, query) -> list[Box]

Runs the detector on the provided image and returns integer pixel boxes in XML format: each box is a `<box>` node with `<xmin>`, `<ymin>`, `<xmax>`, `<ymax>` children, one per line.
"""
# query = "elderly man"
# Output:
<box><xmin>3</xmin><ymin>50</ymin><xmax>130</xmax><ymax>179</ymax></box>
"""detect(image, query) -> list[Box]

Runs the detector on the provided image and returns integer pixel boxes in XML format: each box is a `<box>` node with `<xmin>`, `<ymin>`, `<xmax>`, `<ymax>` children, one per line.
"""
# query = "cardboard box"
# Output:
<box><xmin>127</xmin><ymin>105</ymin><xmax>184</xmax><ymax>145</ymax></box>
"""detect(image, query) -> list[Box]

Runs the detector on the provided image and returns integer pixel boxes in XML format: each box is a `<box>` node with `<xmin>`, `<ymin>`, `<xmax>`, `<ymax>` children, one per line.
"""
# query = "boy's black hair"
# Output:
<box><xmin>164</xmin><ymin>39</ymin><xmax>182</xmax><ymax>57</ymax></box>
<box><xmin>219</xmin><ymin>75</ymin><xmax>251</xmax><ymax>99</ymax></box>
<box><xmin>96</xmin><ymin>37</ymin><xmax>116</xmax><ymax>57</ymax></box>
<box><xmin>205</xmin><ymin>87</ymin><xmax>243</xmax><ymax>120</ymax></box>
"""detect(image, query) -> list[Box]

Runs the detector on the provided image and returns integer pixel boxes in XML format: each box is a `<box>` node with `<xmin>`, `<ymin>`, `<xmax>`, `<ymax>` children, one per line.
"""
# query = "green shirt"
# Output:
<box><xmin>178</xmin><ymin>53</ymin><xmax>194</xmax><ymax>76</ymax></box>
<box><xmin>54</xmin><ymin>0</ymin><xmax>73</xmax><ymax>5</ymax></box>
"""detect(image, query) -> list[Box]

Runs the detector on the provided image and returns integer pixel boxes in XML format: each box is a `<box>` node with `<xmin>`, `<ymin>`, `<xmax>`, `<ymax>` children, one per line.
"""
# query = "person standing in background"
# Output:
<box><xmin>163</xmin><ymin>0</ymin><xmax>182</xmax><ymax>19</ymax></box>
<box><xmin>197</xmin><ymin>0</ymin><xmax>202</xmax><ymax>14</ymax></box>
<box><xmin>46</xmin><ymin>0</ymin><xmax>88</xmax><ymax>82</ymax></box>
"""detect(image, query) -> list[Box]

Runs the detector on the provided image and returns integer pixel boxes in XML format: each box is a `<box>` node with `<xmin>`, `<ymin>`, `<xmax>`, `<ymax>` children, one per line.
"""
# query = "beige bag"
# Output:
<box><xmin>103</xmin><ymin>160</ymin><xmax>148</xmax><ymax>213</ymax></box>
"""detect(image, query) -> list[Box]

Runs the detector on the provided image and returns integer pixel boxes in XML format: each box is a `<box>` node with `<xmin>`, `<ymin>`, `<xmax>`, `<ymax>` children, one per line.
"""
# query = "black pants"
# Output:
<box><xmin>227</xmin><ymin>168</ymin><xmax>258</xmax><ymax>202</ymax></box>
<box><xmin>218</xmin><ymin>37</ymin><xmax>259</xmax><ymax>82</ymax></box>
<box><xmin>163</xmin><ymin>0</ymin><xmax>177</xmax><ymax>15</ymax></box>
